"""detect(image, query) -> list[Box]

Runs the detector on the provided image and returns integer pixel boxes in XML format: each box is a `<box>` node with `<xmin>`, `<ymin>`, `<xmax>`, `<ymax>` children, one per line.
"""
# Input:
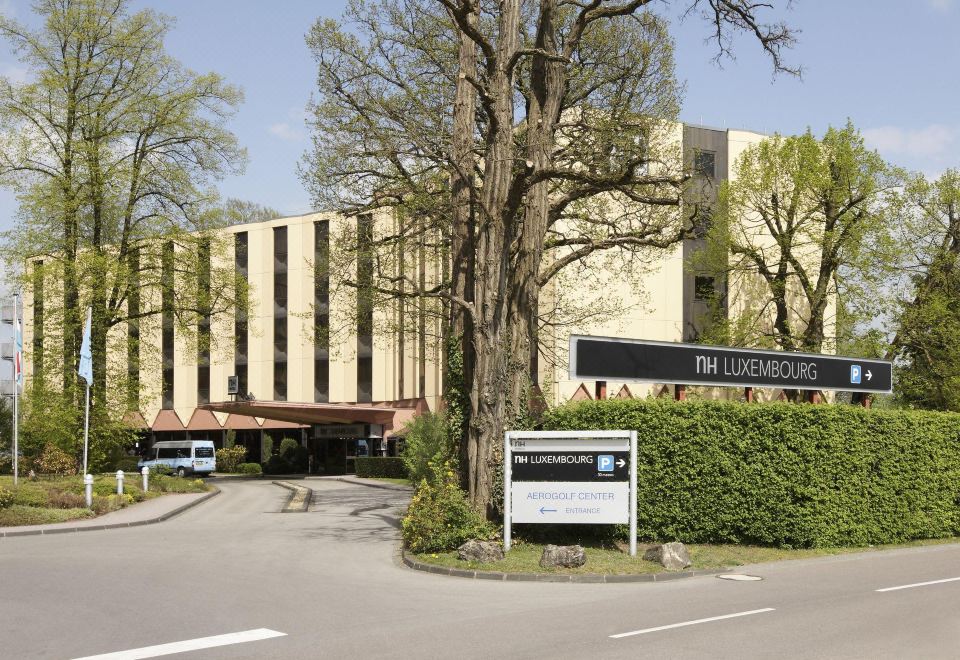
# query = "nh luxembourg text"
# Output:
<box><xmin>696</xmin><ymin>355</ymin><xmax>818</xmax><ymax>382</ymax></box>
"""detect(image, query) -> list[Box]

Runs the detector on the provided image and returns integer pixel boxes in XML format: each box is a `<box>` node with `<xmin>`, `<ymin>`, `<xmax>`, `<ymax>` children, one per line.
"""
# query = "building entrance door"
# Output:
<box><xmin>324</xmin><ymin>438</ymin><xmax>348</xmax><ymax>475</ymax></box>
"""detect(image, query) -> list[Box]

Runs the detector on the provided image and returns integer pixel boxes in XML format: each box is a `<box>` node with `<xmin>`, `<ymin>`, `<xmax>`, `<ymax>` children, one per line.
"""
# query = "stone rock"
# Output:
<box><xmin>643</xmin><ymin>542</ymin><xmax>691</xmax><ymax>571</ymax></box>
<box><xmin>457</xmin><ymin>539</ymin><xmax>504</xmax><ymax>563</ymax></box>
<box><xmin>539</xmin><ymin>544</ymin><xmax>587</xmax><ymax>568</ymax></box>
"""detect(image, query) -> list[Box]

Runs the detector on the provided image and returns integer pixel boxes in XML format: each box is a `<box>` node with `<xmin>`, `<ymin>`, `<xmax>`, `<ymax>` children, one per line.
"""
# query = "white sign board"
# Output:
<box><xmin>504</xmin><ymin>430</ymin><xmax>637</xmax><ymax>556</ymax></box>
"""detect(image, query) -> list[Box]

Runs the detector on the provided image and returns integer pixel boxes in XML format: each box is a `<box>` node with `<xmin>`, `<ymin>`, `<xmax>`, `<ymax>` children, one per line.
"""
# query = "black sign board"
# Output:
<box><xmin>570</xmin><ymin>336</ymin><xmax>893</xmax><ymax>393</ymax></box>
<box><xmin>511</xmin><ymin>451</ymin><xmax>629</xmax><ymax>482</ymax></box>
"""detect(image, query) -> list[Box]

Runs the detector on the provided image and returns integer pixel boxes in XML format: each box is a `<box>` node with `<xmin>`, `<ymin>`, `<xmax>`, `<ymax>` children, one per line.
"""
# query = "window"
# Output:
<box><xmin>694</xmin><ymin>149</ymin><xmax>715</xmax><ymax>178</ymax></box>
<box><xmin>691</xmin><ymin>206</ymin><xmax>712</xmax><ymax>239</ymax></box>
<box><xmin>197</xmin><ymin>239</ymin><xmax>211</xmax><ymax>404</ymax></box>
<box><xmin>161</xmin><ymin>242</ymin><xmax>174</xmax><ymax>409</ymax></box>
<box><xmin>197</xmin><ymin>365</ymin><xmax>210</xmax><ymax>405</ymax></box>
<box><xmin>694</xmin><ymin>276</ymin><xmax>716</xmax><ymax>302</ymax></box>
<box><xmin>32</xmin><ymin>261</ymin><xmax>43</xmax><ymax>378</ymax></box>
<box><xmin>274</xmin><ymin>226</ymin><xmax>288</xmax><ymax>401</ymax></box>
<box><xmin>357</xmin><ymin>356</ymin><xmax>373</xmax><ymax>403</ymax></box>
<box><xmin>274</xmin><ymin>361</ymin><xmax>287</xmax><ymax>401</ymax></box>
<box><xmin>157</xmin><ymin>447</ymin><xmax>178</xmax><ymax>459</ymax></box>
<box><xmin>315</xmin><ymin>221</ymin><xmax>330</xmax><ymax>403</ymax></box>
<box><xmin>195</xmin><ymin>447</ymin><xmax>214</xmax><ymax>458</ymax></box>
<box><xmin>357</xmin><ymin>215</ymin><xmax>374</xmax><ymax>402</ymax></box>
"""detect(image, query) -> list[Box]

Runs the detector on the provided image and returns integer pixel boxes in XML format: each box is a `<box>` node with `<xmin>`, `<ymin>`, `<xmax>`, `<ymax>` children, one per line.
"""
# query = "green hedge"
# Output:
<box><xmin>542</xmin><ymin>399</ymin><xmax>960</xmax><ymax>548</ymax></box>
<box><xmin>355</xmin><ymin>457</ymin><xmax>408</xmax><ymax>479</ymax></box>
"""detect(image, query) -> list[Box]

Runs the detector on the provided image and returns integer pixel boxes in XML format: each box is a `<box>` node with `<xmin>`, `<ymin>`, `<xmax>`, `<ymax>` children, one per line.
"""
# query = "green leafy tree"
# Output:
<box><xmin>700</xmin><ymin>123</ymin><xmax>897</xmax><ymax>358</ymax></box>
<box><xmin>304</xmin><ymin>0</ymin><xmax>797</xmax><ymax>514</ymax></box>
<box><xmin>0</xmin><ymin>1</ymin><xmax>247</xmax><ymax>446</ymax></box>
<box><xmin>890</xmin><ymin>171</ymin><xmax>960</xmax><ymax>410</ymax></box>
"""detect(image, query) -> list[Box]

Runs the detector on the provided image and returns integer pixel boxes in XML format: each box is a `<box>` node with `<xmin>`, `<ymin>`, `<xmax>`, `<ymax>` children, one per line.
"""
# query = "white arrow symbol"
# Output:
<box><xmin>616</xmin><ymin>458</ymin><xmax>626</xmax><ymax>468</ymax></box>
<box><xmin>866</xmin><ymin>370</ymin><xmax>873</xmax><ymax>381</ymax></box>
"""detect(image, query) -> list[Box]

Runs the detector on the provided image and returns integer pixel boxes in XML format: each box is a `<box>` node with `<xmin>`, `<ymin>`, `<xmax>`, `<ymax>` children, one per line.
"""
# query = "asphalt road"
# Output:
<box><xmin>3</xmin><ymin>479</ymin><xmax>960</xmax><ymax>659</ymax></box>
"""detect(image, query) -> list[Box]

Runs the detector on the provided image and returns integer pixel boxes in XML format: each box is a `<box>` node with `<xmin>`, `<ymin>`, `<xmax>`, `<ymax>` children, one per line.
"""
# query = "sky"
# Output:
<box><xmin>0</xmin><ymin>0</ymin><xmax>957</xmax><ymax>229</ymax></box>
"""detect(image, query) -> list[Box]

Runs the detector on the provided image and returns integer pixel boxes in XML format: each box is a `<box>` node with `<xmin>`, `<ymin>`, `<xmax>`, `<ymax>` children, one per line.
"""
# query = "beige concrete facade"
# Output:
<box><xmin>23</xmin><ymin>121</ymin><xmax>835</xmax><ymax>450</ymax></box>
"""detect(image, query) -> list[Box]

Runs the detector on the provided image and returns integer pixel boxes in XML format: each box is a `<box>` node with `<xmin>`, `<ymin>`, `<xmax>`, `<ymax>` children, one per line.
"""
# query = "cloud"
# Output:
<box><xmin>928</xmin><ymin>0</ymin><xmax>954</xmax><ymax>11</ymax></box>
<box><xmin>862</xmin><ymin>124</ymin><xmax>959</xmax><ymax>161</ymax></box>
<box><xmin>267</xmin><ymin>122</ymin><xmax>303</xmax><ymax>141</ymax></box>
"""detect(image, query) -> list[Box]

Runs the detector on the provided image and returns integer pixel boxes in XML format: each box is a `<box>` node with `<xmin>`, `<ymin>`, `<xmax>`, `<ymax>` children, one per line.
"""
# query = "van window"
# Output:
<box><xmin>176</xmin><ymin>447</ymin><xmax>191</xmax><ymax>459</ymax></box>
<box><xmin>195</xmin><ymin>447</ymin><xmax>214</xmax><ymax>458</ymax></box>
<box><xmin>157</xmin><ymin>447</ymin><xmax>178</xmax><ymax>459</ymax></box>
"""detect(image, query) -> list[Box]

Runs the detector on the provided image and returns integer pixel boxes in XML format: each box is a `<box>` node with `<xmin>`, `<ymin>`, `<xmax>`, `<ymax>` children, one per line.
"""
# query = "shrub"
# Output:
<box><xmin>0</xmin><ymin>487</ymin><xmax>13</xmax><ymax>508</ymax></box>
<box><xmin>238</xmin><ymin>462</ymin><xmax>262</xmax><ymax>475</ymax></box>
<box><xmin>151</xmin><ymin>464</ymin><xmax>174</xmax><ymax>477</ymax></box>
<box><xmin>401</xmin><ymin>462</ymin><xmax>496</xmax><ymax>553</ymax></box>
<box><xmin>216</xmin><ymin>446</ymin><xmax>247</xmax><ymax>473</ymax></box>
<box><xmin>35</xmin><ymin>443</ymin><xmax>77</xmax><ymax>475</ymax></box>
<box><xmin>263</xmin><ymin>439</ymin><xmax>307</xmax><ymax>474</ymax></box>
<box><xmin>11</xmin><ymin>484</ymin><xmax>49</xmax><ymax>507</ymax></box>
<box><xmin>400</xmin><ymin>412</ymin><xmax>457</xmax><ymax>485</ymax></box>
<box><xmin>543</xmin><ymin>399</ymin><xmax>960</xmax><ymax>548</ymax></box>
<box><xmin>355</xmin><ymin>457</ymin><xmax>408</xmax><ymax>479</ymax></box>
<box><xmin>47</xmin><ymin>490</ymin><xmax>87</xmax><ymax>509</ymax></box>
<box><xmin>113</xmin><ymin>456</ymin><xmax>140</xmax><ymax>473</ymax></box>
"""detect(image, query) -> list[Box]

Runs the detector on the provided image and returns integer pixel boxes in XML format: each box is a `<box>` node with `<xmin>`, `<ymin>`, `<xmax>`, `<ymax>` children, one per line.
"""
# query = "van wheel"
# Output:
<box><xmin>176</xmin><ymin>467</ymin><xmax>186</xmax><ymax>478</ymax></box>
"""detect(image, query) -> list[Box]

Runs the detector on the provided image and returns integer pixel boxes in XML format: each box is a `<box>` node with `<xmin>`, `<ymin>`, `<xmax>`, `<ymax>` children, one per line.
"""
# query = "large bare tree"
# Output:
<box><xmin>304</xmin><ymin>0</ymin><xmax>797</xmax><ymax>512</ymax></box>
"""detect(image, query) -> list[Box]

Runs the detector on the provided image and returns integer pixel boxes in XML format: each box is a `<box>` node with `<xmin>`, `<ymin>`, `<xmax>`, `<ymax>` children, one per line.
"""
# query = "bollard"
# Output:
<box><xmin>116</xmin><ymin>470</ymin><xmax>124</xmax><ymax>495</ymax></box>
<box><xmin>84</xmin><ymin>473</ymin><xmax>94</xmax><ymax>508</ymax></box>
<box><xmin>141</xmin><ymin>466</ymin><xmax>149</xmax><ymax>492</ymax></box>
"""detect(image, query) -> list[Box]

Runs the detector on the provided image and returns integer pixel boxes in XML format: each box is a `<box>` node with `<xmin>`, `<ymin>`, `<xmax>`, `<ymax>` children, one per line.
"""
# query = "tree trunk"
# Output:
<box><xmin>463</xmin><ymin>0</ymin><xmax>520</xmax><ymax>513</ymax></box>
<box><xmin>450</xmin><ymin>7</ymin><xmax>477</xmax><ymax>487</ymax></box>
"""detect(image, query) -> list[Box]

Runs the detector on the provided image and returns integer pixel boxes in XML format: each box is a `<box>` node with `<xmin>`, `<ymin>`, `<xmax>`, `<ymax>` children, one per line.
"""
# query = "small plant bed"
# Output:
<box><xmin>0</xmin><ymin>474</ymin><xmax>210</xmax><ymax>527</ymax></box>
<box><xmin>412</xmin><ymin>537</ymin><xmax>960</xmax><ymax>576</ymax></box>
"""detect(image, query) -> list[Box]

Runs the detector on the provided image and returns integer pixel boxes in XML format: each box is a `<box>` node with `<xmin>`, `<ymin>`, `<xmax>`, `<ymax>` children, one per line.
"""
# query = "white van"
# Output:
<box><xmin>139</xmin><ymin>440</ymin><xmax>216</xmax><ymax>477</ymax></box>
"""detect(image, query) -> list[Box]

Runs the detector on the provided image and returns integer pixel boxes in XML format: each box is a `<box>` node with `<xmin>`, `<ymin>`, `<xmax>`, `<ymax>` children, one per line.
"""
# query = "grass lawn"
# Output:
<box><xmin>414</xmin><ymin>537</ymin><xmax>960</xmax><ymax>575</ymax></box>
<box><xmin>0</xmin><ymin>473</ymin><xmax>210</xmax><ymax>527</ymax></box>
<box><xmin>369</xmin><ymin>477</ymin><xmax>412</xmax><ymax>486</ymax></box>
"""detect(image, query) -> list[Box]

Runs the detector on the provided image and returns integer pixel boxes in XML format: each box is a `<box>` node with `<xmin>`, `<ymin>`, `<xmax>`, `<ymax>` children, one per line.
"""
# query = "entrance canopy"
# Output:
<box><xmin>200</xmin><ymin>398</ymin><xmax>429</xmax><ymax>437</ymax></box>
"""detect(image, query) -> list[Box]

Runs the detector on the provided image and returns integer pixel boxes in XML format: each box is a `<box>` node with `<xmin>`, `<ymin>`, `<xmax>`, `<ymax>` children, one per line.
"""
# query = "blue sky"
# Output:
<box><xmin>0</xmin><ymin>0</ymin><xmax>957</xmax><ymax>228</ymax></box>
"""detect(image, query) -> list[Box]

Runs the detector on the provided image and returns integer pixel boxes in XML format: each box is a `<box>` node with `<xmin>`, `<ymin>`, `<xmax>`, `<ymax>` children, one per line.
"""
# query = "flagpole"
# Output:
<box><xmin>79</xmin><ymin>306</ymin><xmax>93</xmax><ymax>478</ymax></box>
<box><xmin>12</xmin><ymin>292</ymin><xmax>18</xmax><ymax>486</ymax></box>
<box><xmin>82</xmin><ymin>382</ymin><xmax>90</xmax><ymax>476</ymax></box>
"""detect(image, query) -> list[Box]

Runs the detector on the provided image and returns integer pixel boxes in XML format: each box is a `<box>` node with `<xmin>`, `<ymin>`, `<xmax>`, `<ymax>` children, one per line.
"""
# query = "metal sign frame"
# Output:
<box><xmin>504</xmin><ymin>430</ymin><xmax>638</xmax><ymax>556</ymax></box>
<box><xmin>569</xmin><ymin>334</ymin><xmax>894</xmax><ymax>394</ymax></box>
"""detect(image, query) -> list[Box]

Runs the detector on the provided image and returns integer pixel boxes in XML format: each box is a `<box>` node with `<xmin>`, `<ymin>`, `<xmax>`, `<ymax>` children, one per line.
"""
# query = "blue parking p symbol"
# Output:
<box><xmin>850</xmin><ymin>365</ymin><xmax>861</xmax><ymax>384</ymax></box>
<box><xmin>598</xmin><ymin>455</ymin><xmax>614</xmax><ymax>472</ymax></box>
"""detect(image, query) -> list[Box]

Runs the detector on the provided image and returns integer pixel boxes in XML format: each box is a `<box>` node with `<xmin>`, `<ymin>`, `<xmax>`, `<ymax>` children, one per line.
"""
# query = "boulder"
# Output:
<box><xmin>457</xmin><ymin>540</ymin><xmax>504</xmax><ymax>563</ymax></box>
<box><xmin>643</xmin><ymin>542</ymin><xmax>691</xmax><ymax>571</ymax></box>
<box><xmin>539</xmin><ymin>544</ymin><xmax>586</xmax><ymax>568</ymax></box>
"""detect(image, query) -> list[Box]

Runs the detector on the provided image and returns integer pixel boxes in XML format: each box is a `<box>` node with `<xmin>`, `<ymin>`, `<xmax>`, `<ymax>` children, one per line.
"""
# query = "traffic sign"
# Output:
<box><xmin>504</xmin><ymin>430</ymin><xmax>638</xmax><ymax>556</ymax></box>
<box><xmin>570</xmin><ymin>336</ymin><xmax>893</xmax><ymax>394</ymax></box>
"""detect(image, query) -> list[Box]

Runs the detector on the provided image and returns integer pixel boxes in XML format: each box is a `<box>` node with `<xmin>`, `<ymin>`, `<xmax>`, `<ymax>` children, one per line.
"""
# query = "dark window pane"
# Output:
<box><xmin>357</xmin><ymin>356</ymin><xmax>372</xmax><ymax>403</ymax></box>
<box><xmin>694</xmin><ymin>150</ymin><xmax>715</xmax><ymax>178</ymax></box>
<box><xmin>197</xmin><ymin>366</ymin><xmax>210</xmax><ymax>404</ymax></box>
<box><xmin>694</xmin><ymin>275</ymin><xmax>716</xmax><ymax>301</ymax></box>
<box><xmin>274</xmin><ymin>362</ymin><xmax>287</xmax><ymax>401</ymax></box>
<box><xmin>315</xmin><ymin>358</ymin><xmax>329</xmax><ymax>403</ymax></box>
<box><xmin>195</xmin><ymin>447</ymin><xmax>214</xmax><ymax>458</ymax></box>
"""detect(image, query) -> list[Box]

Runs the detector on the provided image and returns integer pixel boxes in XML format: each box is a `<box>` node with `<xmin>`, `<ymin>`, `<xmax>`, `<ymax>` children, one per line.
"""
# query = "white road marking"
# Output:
<box><xmin>610</xmin><ymin>608</ymin><xmax>775</xmax><ymax>639</ymax></box>
<box><xmin>71</xmin><ymin>628</ymin><xmax>287</xmax><ymax>660</ymax></box>
<box><xmin>876</xmin><ymin>577</ymin><xmax>960</xmax><ymax>593</ymax></box>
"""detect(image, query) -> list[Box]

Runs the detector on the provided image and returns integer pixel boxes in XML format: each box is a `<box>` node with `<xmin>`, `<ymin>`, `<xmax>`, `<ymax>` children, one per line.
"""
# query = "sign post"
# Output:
<box><xmin>504</xmin><ymin>430</ymin><xmax>637</xmax><ymax>556</ymax></box>
<box><xmin>570</xmin><ymin>335</ymin><xmax>893</xmax><ymax>394</ymax></box>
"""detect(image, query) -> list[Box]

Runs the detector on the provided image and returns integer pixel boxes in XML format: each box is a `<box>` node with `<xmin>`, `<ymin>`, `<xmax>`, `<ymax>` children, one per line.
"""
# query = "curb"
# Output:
<box><xmin>400</xmin><ymin>550</ymin><xmax>732</xmax><ymax>583</ymax></box>
<box><xmin>273</xmin><ymin>481</ymin><xmax>312</xmax><ymax>512</ymax></box>
<box><xmin>334</xmin><ymin>476</ymin><xmax>413</xmax><ymax>492</ymax></box>
<box><xmin>0</xmin><ymin>487</ymin><xmax>220</xmax><ymax>538</ymax></box>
